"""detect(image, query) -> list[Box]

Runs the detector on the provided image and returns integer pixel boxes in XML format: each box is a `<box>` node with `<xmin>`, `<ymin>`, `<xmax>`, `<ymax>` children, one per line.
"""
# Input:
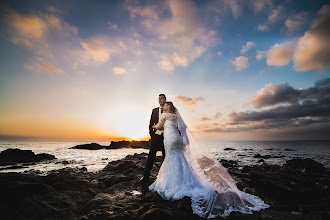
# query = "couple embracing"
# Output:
<box><xmin>140</xmin><ymin>94</ymin><xmax>269</xmax><ymax>218</ymax></box>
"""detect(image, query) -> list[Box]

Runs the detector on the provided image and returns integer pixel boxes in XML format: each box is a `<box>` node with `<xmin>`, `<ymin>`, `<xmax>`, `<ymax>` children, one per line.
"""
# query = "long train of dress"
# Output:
<box><xmin>148</xmin><ymin>112</ymin><xmax>269</xmax><ymax>218</ymax></box>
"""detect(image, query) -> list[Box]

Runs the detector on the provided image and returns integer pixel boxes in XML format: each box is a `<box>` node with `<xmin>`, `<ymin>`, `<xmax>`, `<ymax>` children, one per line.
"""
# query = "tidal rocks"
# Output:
<box><xmin>224</xmin><ymin>147</ymin><xmax>236</xmax><ymax>151</ymax></box>
<box><xmin>70</xmin><ymin>142</ymin><xmax>106</xmax><ymax>150</ymax></box>
<box><xmin>0</xmin><ymin>153</ymin><xmax>328</xmax><ymax>220</ymax></box>
<box><xmin>0</xmin><ymin>148</ymin><xmax>56</xmax><ymax>166</ymax></box>
<box><xmin>70</xmin><ymin>140</ymin><xmax>151</xmax><ymax>150</ymax></box>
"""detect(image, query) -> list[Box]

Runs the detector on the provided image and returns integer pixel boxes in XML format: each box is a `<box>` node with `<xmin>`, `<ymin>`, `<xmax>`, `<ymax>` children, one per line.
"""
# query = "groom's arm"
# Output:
<box><xmin>149</xmin><ymin>109</ymin><xmax>155</xmax><ymax>137</ymax></box>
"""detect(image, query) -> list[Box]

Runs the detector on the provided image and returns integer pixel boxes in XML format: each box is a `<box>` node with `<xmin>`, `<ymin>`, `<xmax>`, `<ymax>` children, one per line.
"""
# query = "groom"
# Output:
<box><xmin>140</xmin><ymin>94</ymin><xmax>166</xmax><ymax>183</ymax></box>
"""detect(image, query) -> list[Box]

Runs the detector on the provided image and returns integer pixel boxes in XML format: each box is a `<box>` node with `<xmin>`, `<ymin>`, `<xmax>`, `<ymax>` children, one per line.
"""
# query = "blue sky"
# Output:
<box><xmin>0</xmin><ymin>0</ymin><xmax>329</xmax><ymax>141</ymax></box>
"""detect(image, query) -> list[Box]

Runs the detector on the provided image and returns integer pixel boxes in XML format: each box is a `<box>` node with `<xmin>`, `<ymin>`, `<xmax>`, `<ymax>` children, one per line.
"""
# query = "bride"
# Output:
<box><xmin>149</xmin><ymin>101</ymin><xmax>269</xmax><ymax>218</ymax></box>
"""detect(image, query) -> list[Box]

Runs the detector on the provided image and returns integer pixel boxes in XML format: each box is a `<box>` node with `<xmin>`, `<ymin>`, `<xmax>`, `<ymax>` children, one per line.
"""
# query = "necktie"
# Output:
<box><xmin>161</xmin><ymin>107</ymin><xmax>163</xmax><ymax>114</ymax></box>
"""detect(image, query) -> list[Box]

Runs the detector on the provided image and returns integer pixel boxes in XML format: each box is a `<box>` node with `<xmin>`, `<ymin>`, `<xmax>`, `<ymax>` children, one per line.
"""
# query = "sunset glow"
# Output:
<box><xmin>0</xmin><ymin>0</ymin><xmax>329</xmax><ymax>141</ymax></box>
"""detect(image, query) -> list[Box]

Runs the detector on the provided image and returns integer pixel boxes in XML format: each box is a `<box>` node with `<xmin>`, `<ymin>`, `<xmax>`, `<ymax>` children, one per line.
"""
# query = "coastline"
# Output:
<box><xmin>0</xmin><ymin>151</ymin><xmax>329</xmax><ymax>220</ymax></box>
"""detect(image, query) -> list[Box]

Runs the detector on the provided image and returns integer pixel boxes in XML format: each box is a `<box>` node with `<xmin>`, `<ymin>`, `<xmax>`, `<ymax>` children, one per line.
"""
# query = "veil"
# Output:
<box><xmin>175</xmin><ymin>108</ymin><xmax>269</xmax><ymax>218</ymax></box>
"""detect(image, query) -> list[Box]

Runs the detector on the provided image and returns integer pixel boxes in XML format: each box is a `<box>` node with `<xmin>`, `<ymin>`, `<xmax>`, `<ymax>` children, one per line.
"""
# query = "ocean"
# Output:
<box><xmin>0</xmin><ymin>140</ymin><xmax>329</xmax><ymax>175</ymax></box>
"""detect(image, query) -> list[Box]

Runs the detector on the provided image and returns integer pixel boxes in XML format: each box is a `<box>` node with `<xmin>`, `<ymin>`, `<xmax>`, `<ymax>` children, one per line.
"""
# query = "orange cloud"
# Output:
<box><xmin>175</xmin><ymin>95</ymin><xmax>205</xmax><ymax>106</ymax></box>
<box><xmin>266</xmin><ymin>40</ymin><xmax>296</xmax><ymax>66</ymax></box>
<box><xmin>25</xmin><ymin>57</ymin><xmax>64</xmax><ymax>75</ymax></box>
<box><xmin>293</xmin><ymin>5</ymin><xmax>330</xmax><ymax>73</ymax></box>
<box><xmin>112</xmin><ymin>66</ymin><xmax>127</xmax><ymax>75</ymax></box>
<box><xmin>80</xmin><ymin>37</ymin><xmax>110</xmax><ymax>64</ymax></box>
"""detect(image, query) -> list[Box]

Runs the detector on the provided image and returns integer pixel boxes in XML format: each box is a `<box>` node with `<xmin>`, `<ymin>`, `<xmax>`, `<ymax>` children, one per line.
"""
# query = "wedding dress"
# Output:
<box><xmin>148</xmin><ymin>111</ymin><xmax>269</xmax><ymax>218</ymax></box>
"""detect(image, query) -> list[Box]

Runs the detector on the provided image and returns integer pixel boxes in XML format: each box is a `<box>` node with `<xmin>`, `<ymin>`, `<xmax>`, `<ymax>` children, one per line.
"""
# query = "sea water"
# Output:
<box><xmin>0</xmin><ymin>140</ymin><xmax>329</xmax><ymax>175</ymax></box>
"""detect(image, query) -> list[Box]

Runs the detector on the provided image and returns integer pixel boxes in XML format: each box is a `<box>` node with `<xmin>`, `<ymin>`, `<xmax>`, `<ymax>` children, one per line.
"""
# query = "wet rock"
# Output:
<box><xmin>0</xmin><ymin>148</ymin><xmax>56</xmax><ymax>165</ymax></box>
<box><xmin>224</xmin><ymin>147</ymin><xmax>236</xmax><ymax>151</ymax></box>
<box><xmin>0</xmin><ymin>153</ymin><xmax>328</xmax><ymax>220</ymax></box>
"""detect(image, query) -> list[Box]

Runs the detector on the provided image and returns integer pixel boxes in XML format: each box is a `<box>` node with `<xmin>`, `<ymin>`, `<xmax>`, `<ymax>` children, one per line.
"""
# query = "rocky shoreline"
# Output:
<box><xmin>0</xmin><ymin>151</ymin><xmax>329</xmax><ymax>220</ymax></box>
<box><xmin>70</xmin><ymin>140</ymin><xmax>150</xmax><ymax>150</ymax></box>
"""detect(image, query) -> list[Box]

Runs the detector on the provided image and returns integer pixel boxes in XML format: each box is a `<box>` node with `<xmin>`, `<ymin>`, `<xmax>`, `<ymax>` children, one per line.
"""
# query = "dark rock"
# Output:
<box><xmin>0</xmin><ymin>153</ymin><xmax>328</xmax><ymax>220</ymax></box>
<box><xmin>0</xmin><ymin>148</ymin><xmax>56</xmax><ymax>165</ymax></box>
<box><xmin>285</xmin><ymin>148</ymin><xmax>296</xmax><ymax>151</ymax></box>
<box><xmin>70</xmin><ymin>142</ymin><xmax>105</xmax><ymax>150</ymax></box>
<box><xmin>129</xmin><ymin>140</ymin><xmax>150</xmax><ymax>149</ymax></box>
<box><xmin>258</xmin><ymin>159</ymin><xmax>265</xmax><ymax>163</ymax></box>
<box><xmin>224</xmin><ymin>147</ymin><xmax>236</xmax><ymax>151</ymax></box>
<box><xmin>108</xmin><ymin>140</ymin><xmax>131</xmax><ymax>149</ymax></box>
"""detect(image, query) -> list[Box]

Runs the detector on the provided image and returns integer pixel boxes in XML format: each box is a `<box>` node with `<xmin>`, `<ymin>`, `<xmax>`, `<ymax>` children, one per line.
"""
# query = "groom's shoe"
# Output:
<box><xmin>139</xmin><ymin>175</ymin><xmax>149</xmax><ymax>183</ymax></box>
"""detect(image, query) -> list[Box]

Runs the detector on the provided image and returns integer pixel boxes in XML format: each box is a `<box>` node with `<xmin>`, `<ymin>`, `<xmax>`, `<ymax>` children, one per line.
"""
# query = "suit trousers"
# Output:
<box><xmin>143</xmin><ymin>133</ymin><xmax>165</xmax><ymax>177</ymax></box>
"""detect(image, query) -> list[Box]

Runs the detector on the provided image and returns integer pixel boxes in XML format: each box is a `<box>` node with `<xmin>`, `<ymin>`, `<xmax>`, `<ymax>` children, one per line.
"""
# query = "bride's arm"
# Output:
<box><xmin>152</xmin><ymin>114</ymin><xmax>166</xmax><ymax>130</ymax></box>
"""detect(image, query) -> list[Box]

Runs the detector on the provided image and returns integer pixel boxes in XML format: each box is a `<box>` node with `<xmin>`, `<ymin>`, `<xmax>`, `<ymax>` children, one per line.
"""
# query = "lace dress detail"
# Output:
<box><xmin>149</xmin><ymin>112</ymin><xmax>269</xmax><ymax>218</ymax></box>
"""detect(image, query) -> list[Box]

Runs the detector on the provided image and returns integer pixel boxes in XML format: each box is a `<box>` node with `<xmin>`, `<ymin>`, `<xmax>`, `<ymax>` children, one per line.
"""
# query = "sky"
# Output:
<box><xmin>0</xmin><ymin>0</ymin><xmax>329</xmax><ymax>142</ymax></box>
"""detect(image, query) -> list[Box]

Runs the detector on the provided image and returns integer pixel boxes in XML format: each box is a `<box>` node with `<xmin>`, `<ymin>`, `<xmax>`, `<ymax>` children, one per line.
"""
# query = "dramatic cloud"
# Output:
<box><xmin>231</xmin><ymin>77</ymin><xmax>330</xmax><ymax>122</ymax></box>
<box><xmin>112</xmin><ymin>66</ymin><xmax>127</xmax><ymax>75</ymax></box>
<box><xmin>204</xmin><ymin>78</ymin><xmax>330</xmax><ymax>138</ymax></box>
<box><xmin>175</xmin><ymin>95</ymin><xmax>205</xmax><ymax>106</ymax></box>
<box><xmin>232</xmin><ymin>56</ymin><xmax>249</xmax><ymax>71</ymax></box>
<box><xmin>293</xmin><ymin>5</ymin><xmax>330</xmax><ymax>73</ymax></box>
<box><xmin>252</xmin><ymin>82</ymin><xmax>300</xmax><ymax>108</ymax></box>
<box><xmin>80</xmin><ymin>37</ymin><xmax>110</xmax><ymax>65</ymax></box>
<box><xmin>25</xmin><ymin>57</ymin><xmax>64</xmax><ymax>75</ymax></box>
<box><xmin>266</xmin><ymin>41</ymin><xmax>296</xmax><ymax>66</ymax></box>
<box><xmin>241</xmin><ymin>41</ymin><xmax>256</xmax><ymax>54</ymax></box>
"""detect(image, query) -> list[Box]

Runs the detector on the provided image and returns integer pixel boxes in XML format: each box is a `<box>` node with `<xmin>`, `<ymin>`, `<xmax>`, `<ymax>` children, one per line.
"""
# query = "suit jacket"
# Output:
<box><xmin>149</xmin><ymin>107</ymin><xmax>161</xmax><ymax>137</ymax></box>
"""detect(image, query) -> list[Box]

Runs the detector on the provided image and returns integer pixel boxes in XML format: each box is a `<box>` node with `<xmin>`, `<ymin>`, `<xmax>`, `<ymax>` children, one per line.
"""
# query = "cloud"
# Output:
<box><xmin>253</xmin><ymin>0</ymin><xmax>273</xmax><ymax>12</ymax></box>
<box><xmin>158</xmin><ymin>52</ymin><xmax>188</xmax><ymax>71</ymax></box>
<box><xmin>215</xmin><ymin>112</ymin><xmax>222</xmax><ymax>118</ymax></box>
<box><xmin>231</xmin><ymin>77</ymin><xmax>330</xmax><ymax>122</ymax></box>
<box><xmin>201</xmin><ymin>117</ymin><xmax>211</xmax><ymax>121</ymax></box>
<box><xmin>217</xmin><ymin>51</ymin><xmax>223</xmax><ymax>56</ymax></box>
<box><xmin>24</xmin><ymin>57</ymin><xmax>64</xmax><ymax>75</ymax></box>
<box><xmin>175</xmin><ymin>95</ymin><xmax>205</xmax><ymax>106</ymax></box>
<box><xmin>232</xmin><ymin>56</ymin><xmax>249</xmax><ymax>71</ymax></box>
<box><xmin>293</xmin><ymin>5</ymin><xmax>330</xmax><ymax>73</ymax></box>
<box><xmin>204</xmin><ymin>78</ymin><xmax>330</xmax><ymax>138</ymax></box>
<box><xmin>126</xmin><ymin>0</ymin><xmax>216</xmax><ymax>71</ymax></box>
<box><xmin>224</xmin><ymin>0</ymin><xmax>241</xmax><ymax>18</ymax></box>
<box><xmin>268</xmin><ymin>5</ymin><xmax>284</xmax><ymax>23</ymax></box>
<box><xmin>256</xmin><ymin>50</ymin><xmax>267</xmax><ymax>60</ymax></box>
<box><xmin>241</xmin><ymin>41</ymin><xmax>256</xmax><ymax>54</ymax></box>
<box><xmin>257</xmin><ymin>24</ymin><xmax>269</xmax><ymax>31</ymax></box>
<box><xmin>252</xmin><ymin>82</ymin><xmax>301</xmax><ymax>108</ymax></box>
<box><xmin>112</xmin><ymin>66</ymin><xmax>127</xmax><ymax>75</ymax></box>
<box><xmin>80</xmin><ymin>37</ymin><xmax>110</xmax><ymax>65</ymax></box>
<box><xmin>5</xmin><ymin>7</ymin><xmax>77</xmax><ymax>46</ymax></box>
<box><xmin>266</xmin><ymin>40</ymin><xmax>296</xmax><ymax>66</ymax></box>
<box><xmin>284</xmin><ymin>11</ymin><xmax>309</xmax><ymax>34</ymax></box>
<box><xmin>108</xmin><ymin>21</ymin><xmax>118</xmax><ymax>30</ymax></box>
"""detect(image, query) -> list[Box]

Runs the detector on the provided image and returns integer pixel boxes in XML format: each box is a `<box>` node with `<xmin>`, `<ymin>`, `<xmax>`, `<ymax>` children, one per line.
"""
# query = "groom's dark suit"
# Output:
<box><xmin>143</xmin><ymin>107</ymin><xmax>166</xmax><ymax>178</ymax></box>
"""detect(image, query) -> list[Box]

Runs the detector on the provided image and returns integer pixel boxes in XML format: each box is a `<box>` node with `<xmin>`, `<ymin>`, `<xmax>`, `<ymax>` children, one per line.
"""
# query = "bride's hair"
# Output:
<box><xmin>165</xmin><ymin>101</ymin><xmax>177</xmax><ymax>113</ymax></box>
